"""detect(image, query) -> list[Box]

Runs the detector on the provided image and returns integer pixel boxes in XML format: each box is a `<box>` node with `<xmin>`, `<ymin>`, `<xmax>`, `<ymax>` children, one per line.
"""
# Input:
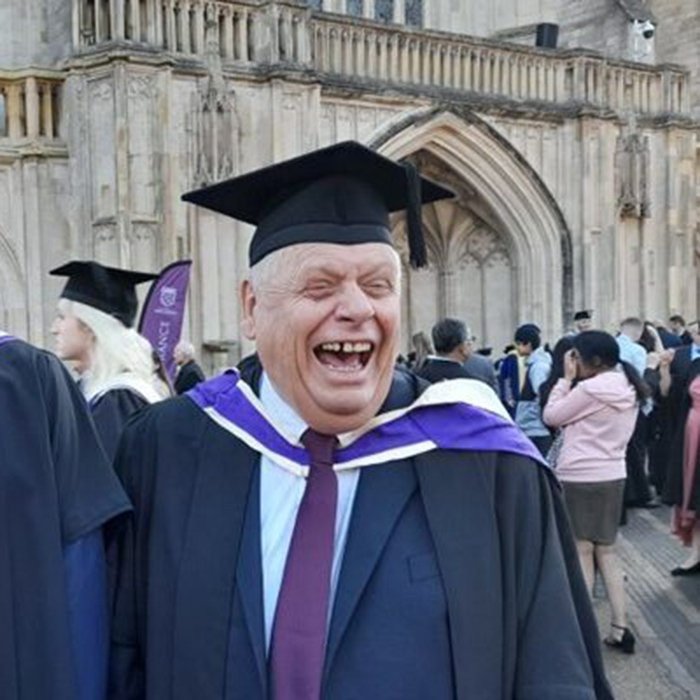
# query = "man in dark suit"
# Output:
<box><xmin>416</xmin><ymin>318</ymin><xmax>477</xmax><ymax>384</ymax></box>
<box><xmin>173</xmin><ymin>340</ymin><xmax>206</xmax><ymax>394</ymax></box>
<box><xmin>669</xmin><ymin>314</ymin><xmax>694</xmax><ymax>346</ymax></box>
<box><xmin>108</xmin><ymin>143</ymin><xmax>612</xmax><ymax>700</ymax></box>
<box><xmin>669</xmin><ymin>321</ymin><xmax>700</xmax><ymax>375</ymax></box>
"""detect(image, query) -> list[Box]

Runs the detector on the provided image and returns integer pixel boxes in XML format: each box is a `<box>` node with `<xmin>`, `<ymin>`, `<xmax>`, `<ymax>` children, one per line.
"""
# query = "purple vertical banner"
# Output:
<box><xmin>138</xmin><ymin>260</ymin><xmax>192</xmax><ymax>381</ymax></box>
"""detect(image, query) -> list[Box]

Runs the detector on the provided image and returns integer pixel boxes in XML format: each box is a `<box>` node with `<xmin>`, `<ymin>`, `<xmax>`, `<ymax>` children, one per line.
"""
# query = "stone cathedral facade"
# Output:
<box><xmin>1</xmin><ymin>0</ymin><xmax>698</xmax><ymax>366</ymax></box>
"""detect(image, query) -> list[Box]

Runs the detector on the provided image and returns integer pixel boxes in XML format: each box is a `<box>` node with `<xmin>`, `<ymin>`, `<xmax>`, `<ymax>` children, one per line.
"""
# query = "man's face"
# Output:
<box><xmin>515</xmin><ymin>341</ymin><xmax>532</xmax><ymax>357</ymax></box>
<box><xmin>669</xmin><ymin>319</ymin><xmax>683</xmax><ymax>334</ymax></box>
<box><xmin>241</xmin><ymin>243</ymin><xmax>402</xmax><ymax>434</ymax></box>
<box><xmin>575</xmin><ymin>318</ymin><xmax>592</xmax><ymax>332</ymax></box>
<box><xmin>50</xmin><ymin>303</ymin><xmax>93</xmax><ymax>368</ymax></box>
<box><xmin>690</xmin><ymin>323</ymin><xmax>700</xmax><ymax>346</ymax></box>
<box><xmin>621</xmin><ymin>323</ymin><xmax>643</xmax><ymax>342</ymax></box>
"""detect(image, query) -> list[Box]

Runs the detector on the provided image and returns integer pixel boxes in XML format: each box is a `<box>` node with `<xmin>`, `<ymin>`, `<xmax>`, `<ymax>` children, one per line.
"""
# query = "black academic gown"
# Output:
<box><xmin>174</xmin><ymin>360</ymin><xmax>206</xmax><ymax>395</ymax></box>
<box><xmin>108</xmin><ymin>364</ymin><xmax>612</xmax><ymax>700</ymax></box>
<box><xmin>92</xmin><ymin>389</ymin><xmax>151</xmax><ymax>463</ymax></box>
<box><xmin>0</xmin><ymin>338</ymin><xmax>131</xmax><ymax>700</ymax></box>
<box><xmin>416</xmin><ymin>357</ymin><xmax>476</xmax><ymax>383</ymax></box>
<box><xmin>662</xmin><ymin>358</ymin><xmax>700</xmax><ymax>512</ymax></box>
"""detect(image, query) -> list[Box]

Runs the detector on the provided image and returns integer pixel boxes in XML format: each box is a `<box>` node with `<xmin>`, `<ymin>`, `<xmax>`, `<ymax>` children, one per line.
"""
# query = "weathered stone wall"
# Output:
<box><xmin>424</xmin><ymin>0</ymin><xmax>558</xmax><ymax>37</ymax></box>
<box><xmin>0</xmin><ymin>0</ymin><xmax>72</xmax><ymax>69</ymax></box>
<box><xmin>649</xmin><ymin>0</ymin><xmax>700</xmax><ymax>113</ymax></box>
<box><xmin>0</xmin><ymin>0</ymin><xmax>697</xmax><ymax>367</ymax></box>
<box><xmin>557</xmin><ymin>0</ymin><xmax>630</xmax><ymax>58</ymax></box>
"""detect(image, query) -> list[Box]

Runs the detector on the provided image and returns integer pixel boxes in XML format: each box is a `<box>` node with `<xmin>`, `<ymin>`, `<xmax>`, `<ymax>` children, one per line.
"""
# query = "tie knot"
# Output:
<box><xmin>301</xmin><ymin>429</ymin><xmax>338</xmax><ymax>468</ymax></box>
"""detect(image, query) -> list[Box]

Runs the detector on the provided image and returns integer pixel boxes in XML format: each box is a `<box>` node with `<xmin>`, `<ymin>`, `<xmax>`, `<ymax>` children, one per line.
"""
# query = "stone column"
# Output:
<box><xmin>296</xmin><ymin>11</ymin><xmax>311</xmax><ymax>65</ymax></box>
<box><xmin>6</xmin><ymin>84</ymin><xmax>24</xmax><ymax>139</ymax></box>
<box><xmin>25</xmin><ymin>77</ymin><xmax>40</xmax><ymax>140</ymax></box>
<box><xmin>179</xmin><ymin>2</ymin><xmax>191</xmax><ymax>54</ymax></box>
<box><xmin>153</xmin><ymin>0</ymin><xmax>164</xmax><ymax>46</ymax></box>
<box><xmin>130</xmin><ymin>0</ymin><xmax>141</xmax><ymax>40</ymax></box>
<box><xmin>165</xmin><ymin>0</ymin><xmax>176</xmax><ymax>50</ymax></box>
<box><xmin>41</xmin><ymin>83</ymin><xmax>54</xmax><ymax>139</ymax></box>
<box><xmin>95</xmin><ymin>0</ymin><xmax>102</xmax><ymax>43</ymax></box>
<box><xmin>113</xmin><ymin>0</ymin><xmax>125</xmax><ymax>40</ymax></box>
<box><xmin>193</xmin><ymin>0</ymin><xmax>205</xmax><ymax>55</ymax></box>
<box><xmin>238</xmin><ymin>9</ymin><xmax>250</xmax><ymax>62</ymax></box>
<box><xmin>222</xmin><ymin>7</ymin><xmax>234</xmax><ymax>58</ymax></box>
<box><xmin>114</xmin><ymin>62</ymin><xmax>132</xmax><ymax>265</ymax></box>
<box><xmin>394</xmin><ymin>0</ymin><xmax>405</xmax><ymax>24</ymax></box>
<box><xmin>72</xmin><ymin>0</ymin><xmax>82</xmax><ymax>49</ymax></box>
<box><xmin>21</xmin><ymin>157</ymin><xmax>45</xmax><ymax>344</ymax></box>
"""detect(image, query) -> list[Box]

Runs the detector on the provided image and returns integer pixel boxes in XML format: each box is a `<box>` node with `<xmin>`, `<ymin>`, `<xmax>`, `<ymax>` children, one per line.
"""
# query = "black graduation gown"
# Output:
<box><xmin>416</xmin><ymin>357</ymin><xmax>476</xmax><ymax>383</ymax></box>
<box><xmin>0</xmin><ymin>338</ymin><xmax>131</xmax><ymax>700</ymax></box>
<box><xmin>662</xmin><ymin>359</ymin><xmax>700</xmax><ymax>511</ymax></box>
<box><xmin>92</xmin><ymin>389</ymin><xmax>151</xmax><ymax>463</ymax></box>
<box><xmin>108</xmin><ymin>367</ymin><xmax>612</xmax><ymax>700</ymax></box>
<box><xmin>174</xmin><ymin>360</ymin><xmax>206</xmax><ymax>395</ymax></box>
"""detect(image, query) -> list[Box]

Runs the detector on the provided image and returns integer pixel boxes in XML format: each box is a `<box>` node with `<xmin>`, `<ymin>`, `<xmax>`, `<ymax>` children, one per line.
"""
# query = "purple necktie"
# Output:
<box><xmin>270</xmin><ymin>429</ymin><xmax>339</xmax><ymax>700</ymax></box>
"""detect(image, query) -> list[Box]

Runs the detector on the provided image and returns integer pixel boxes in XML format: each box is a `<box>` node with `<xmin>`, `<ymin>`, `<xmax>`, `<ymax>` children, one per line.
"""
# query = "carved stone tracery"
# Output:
<box><xmin>392</xmin><ymin>149</ymin><xmax>514</xmax><ymax>350</ymax></box>
<box><xmin>191</xmin><ymin>10</ymin><xmax>238</xmax><ymax>187</ymax></box>
<box><xmin>616</xmin><ymin>128</ymin><xmax>651</xmax><ymax>219</ymax></box>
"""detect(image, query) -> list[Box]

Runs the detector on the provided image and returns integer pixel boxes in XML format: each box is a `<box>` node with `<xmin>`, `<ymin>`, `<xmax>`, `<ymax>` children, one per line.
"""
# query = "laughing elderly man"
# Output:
<box><xmin>108</xmin><ymin>142</ymin><xmax>612</xmax><ymax>700</ymax></box>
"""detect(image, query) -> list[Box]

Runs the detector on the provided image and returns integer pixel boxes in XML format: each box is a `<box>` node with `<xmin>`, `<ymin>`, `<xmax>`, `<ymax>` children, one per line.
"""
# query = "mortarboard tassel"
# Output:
<box><xmin>403</xmin><ymin>161</ymin><xmax>428</xmax><ymax>269</ymax></box>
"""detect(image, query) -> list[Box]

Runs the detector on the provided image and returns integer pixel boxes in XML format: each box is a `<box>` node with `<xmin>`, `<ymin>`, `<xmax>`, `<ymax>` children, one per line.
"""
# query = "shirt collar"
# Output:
<box><xmin>427</xmin><ymin>354</ymin><xmax>461</xmax><ymax>364</ymax></box>
<box><xmin>692</xmin><ymin>344</ymin><xmax>700</xmax><ymax>361</ymax></box>
<box><xmin>260</xmin><ymin>372</ymin><xmax>308</xmax><ymax>444</ymax></box>
<box><xmin>527</xmin><ymin>346</ymin><xmax>544</xmax><ymax>364</ymax></box>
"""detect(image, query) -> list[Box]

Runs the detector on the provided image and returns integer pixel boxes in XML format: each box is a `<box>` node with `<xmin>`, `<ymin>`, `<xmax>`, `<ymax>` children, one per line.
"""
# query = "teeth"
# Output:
<box><xmin>320</xmin><ymin>341</ymin><xmax>372</xmax><ymax>354</ymax></box>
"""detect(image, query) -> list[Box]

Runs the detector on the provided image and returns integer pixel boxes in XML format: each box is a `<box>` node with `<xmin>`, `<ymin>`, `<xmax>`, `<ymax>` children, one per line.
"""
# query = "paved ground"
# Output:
<box><xmin>592</xmin><ymin>506</ymin><xmax>700</xmax><ymax>699</ymax></box>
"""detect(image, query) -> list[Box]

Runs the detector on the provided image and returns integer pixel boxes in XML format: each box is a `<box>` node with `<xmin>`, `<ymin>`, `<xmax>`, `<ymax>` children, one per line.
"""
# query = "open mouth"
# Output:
<box><xmin>313</xmin><ymin>340</ymin><xmax>375</xmax><ymax>373</ymax></box>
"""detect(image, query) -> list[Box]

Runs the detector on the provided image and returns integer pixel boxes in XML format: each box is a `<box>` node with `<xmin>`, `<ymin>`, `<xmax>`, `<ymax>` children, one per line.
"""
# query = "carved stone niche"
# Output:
<box><xmin>615</xmin><ymin>131</ymin><xmax>651</xmax><ymax>219</ymax></box>
<box><xmin>190</xmin><ymin>13</ymin><xmax>240</xmax><ymax>188</ymax></box>
<box><xmin>190</xmin><ymin>77</ymin><xmax>238</xmax><ymax>188</ymax></box>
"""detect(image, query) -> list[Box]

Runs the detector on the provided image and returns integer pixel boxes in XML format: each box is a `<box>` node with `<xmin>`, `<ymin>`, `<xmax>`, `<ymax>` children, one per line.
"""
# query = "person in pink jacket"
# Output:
<box><xmin>543</xmin><ymin>330</ymin><xmax>649</xmax><ymax>655</ymax></box>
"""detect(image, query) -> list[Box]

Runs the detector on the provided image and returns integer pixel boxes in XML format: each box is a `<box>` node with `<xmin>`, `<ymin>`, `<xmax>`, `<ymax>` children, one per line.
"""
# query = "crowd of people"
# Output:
<box><xmin>404</xmin><ymin>311</ymin><xmax>700</xmax><ymax>655</ymax></box>
<box><xmin>2</xmin><ymin>140</ymin><xmax>698</xmax><ymax>699</ymax></box>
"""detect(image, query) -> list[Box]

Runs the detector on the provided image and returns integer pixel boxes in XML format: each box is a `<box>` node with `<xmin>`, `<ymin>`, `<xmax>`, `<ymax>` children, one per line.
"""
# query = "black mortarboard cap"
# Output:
<box><xmin>50</xmin><ymin>261</ymin><xmax>158</xmax><ymax>328</ymax></box>
<box><xmin>181</xmin><ymin>141</ymin><xmax>454</xmax><ymax>268</ymax></box>
<box><xmin>574</xmin><ymin>309</ymin><xmax>593</xmax><ymax>321</ymax></box>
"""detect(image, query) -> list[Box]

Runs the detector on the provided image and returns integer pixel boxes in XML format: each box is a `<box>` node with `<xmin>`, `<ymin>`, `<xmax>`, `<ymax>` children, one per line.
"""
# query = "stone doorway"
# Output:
<box><xmin>371</xmin><ymin>107</ymin><xmax>573</xmax><ymax>352</ymax></box>
<box><xmin>393</xmin><ymin>151</ymin><xmax>516</xmax><ymax>355</ymax></box>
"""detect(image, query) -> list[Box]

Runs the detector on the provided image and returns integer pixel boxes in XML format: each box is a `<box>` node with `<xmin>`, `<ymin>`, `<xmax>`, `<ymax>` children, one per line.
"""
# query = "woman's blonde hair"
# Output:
<box><xmin>59</xmin><ymin>298</ymin><xmax>170</xmax><ymax>400</ymax></box>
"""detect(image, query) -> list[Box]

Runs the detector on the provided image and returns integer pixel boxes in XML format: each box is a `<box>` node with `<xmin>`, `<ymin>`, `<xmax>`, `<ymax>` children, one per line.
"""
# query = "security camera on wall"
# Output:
<box><xmin>634</xmin><ymin>20</ymin><xmax>655</xmax><ymax>40</ymax></box>
<box><xmin>630</xmin><ymin>19</ymin><xmax>656</xmax><ymax>63</ymax></box>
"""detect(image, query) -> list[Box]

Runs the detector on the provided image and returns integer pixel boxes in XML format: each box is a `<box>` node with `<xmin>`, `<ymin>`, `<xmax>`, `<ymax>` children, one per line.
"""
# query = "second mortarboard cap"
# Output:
<box><xmin>181</xmin><ymin>141</ymin><xmax>454</xmax><ymax>268</ymax></box>
<box><xmin>50</xmin><ymin>260</ymin><xmax>158</xmax><ymax>328</ymax></box>
<box><xmin>574</xmin><ymin>309</ymin><xmax>594</xmax><ymax>321</ymax></box>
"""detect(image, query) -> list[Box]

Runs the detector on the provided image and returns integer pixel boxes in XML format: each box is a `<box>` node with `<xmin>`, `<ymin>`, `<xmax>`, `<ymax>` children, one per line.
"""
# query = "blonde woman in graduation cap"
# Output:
<box><xmin>50</xmin><ymin>261</ymin><xmax>170</xmax><ymax>461</ymax></box>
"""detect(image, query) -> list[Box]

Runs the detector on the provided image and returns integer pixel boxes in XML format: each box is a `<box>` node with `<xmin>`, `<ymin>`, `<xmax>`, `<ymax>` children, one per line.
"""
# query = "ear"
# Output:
<box><xmin>240</xmin><ymin>280</ymin><xmax>257</xmax><ymax>340</ymax></box>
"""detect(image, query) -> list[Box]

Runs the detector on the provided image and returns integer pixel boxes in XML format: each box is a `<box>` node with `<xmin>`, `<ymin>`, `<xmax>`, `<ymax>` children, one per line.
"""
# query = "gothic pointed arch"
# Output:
<box><xmin>367</xmin><ymin>107</ymin><xmax>574</xmax><ymax>344</ymax></box>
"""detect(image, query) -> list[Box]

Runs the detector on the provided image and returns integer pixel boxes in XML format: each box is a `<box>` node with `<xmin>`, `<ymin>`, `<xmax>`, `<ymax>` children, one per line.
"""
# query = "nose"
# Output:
<box><xmin>336</xmin><ymin>282</ymin><xmax>375</xmax><ymax>324</ymax></box>
<box><xmin>50</xmin><ymin>318</ymin><xmax>60</xmax><ymax>335</ymax></box>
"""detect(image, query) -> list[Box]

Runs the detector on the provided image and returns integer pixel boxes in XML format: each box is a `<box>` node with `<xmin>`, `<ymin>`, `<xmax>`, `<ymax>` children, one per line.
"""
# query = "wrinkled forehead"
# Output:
<box><xmin>254</xmin><ymin>242</ymin><xmax>402</xmax><ymax>283</ymax></box>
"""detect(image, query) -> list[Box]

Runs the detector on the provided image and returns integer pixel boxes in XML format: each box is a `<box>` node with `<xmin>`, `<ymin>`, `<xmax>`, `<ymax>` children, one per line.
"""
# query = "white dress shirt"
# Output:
<box><xmin>259</xmin><ymin>373</ymin><xmax>361</xmax><ymax>652</ymax></box>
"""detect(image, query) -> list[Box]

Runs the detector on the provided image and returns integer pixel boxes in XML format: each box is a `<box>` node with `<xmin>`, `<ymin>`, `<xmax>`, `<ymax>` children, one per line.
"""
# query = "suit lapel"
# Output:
<box><xmin>172</xmin><ymin>423</ymin><xmax>258</xmax><ymax>700</ymax></box>
<box><xmin>323</xmin><ymin>458</ymin><xmax>417</xmax><ymax>678</ymax></box>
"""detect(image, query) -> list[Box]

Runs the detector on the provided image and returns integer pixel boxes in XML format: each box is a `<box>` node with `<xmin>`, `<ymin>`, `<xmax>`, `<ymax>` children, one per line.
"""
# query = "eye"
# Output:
<box><xmin>303</xmin><ymin>281</ymin><xmax>335</xmax><ymax>299</ymax></box>
<box><xmin>363</xmin><ymin>279</ymin><xmax>393</xmax><ymax>296</ymax></box>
